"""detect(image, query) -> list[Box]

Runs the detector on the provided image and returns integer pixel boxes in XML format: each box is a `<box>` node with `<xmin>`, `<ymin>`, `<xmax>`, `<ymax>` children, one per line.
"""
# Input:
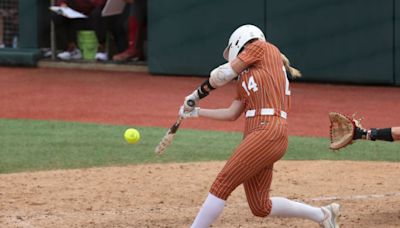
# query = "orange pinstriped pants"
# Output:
<box><xmin>209</xmin><ymin>120</ymin><xmax>288</xmax><ymax>217</ymax></box>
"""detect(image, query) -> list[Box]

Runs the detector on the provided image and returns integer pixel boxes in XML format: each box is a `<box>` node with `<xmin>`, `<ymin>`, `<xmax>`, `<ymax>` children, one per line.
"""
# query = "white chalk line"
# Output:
<box><xmin>3</xmin><ymin>215</ymin><xmax>34</xmax><ymax>228</ymax></box>
<box><xmin>303</xmin><ymin>191</ymin><xmax>400</xmax><ymax>202</ymax></box>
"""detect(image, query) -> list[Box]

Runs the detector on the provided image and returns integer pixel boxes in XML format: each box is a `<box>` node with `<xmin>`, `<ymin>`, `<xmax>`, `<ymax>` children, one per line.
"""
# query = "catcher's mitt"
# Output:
<box><xmin>329</xmin><ymin>112</ymin><xmax>365</xmax><ymax>150</ymax></box>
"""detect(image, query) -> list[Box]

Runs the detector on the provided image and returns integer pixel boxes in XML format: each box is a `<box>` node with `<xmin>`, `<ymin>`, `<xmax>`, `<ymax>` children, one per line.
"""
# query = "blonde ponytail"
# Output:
<box><xmin>281</xmin><ymin>53</ymin><xmax>302</xmax><ymax>79</ymax></box>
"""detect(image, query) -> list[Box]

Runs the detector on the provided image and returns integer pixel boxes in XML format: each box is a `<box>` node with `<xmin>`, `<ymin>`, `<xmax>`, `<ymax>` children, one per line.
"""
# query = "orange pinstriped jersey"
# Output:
<box><xmin>236</xmin><ymin>40</ymin><xmax>291</xmax><ymax>135</ymax></box>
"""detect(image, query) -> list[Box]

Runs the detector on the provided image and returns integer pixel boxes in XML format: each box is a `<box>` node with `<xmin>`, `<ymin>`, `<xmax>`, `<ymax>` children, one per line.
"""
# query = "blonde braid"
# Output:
<box><xmin>281</xmin><ymin>53</ymin><xmax>302</xmax><ymax>78</ymax></box>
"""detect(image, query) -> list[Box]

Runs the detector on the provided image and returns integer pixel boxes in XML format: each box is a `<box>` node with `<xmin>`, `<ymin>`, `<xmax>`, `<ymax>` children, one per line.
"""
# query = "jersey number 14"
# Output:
<box><xmin>242</xmin><ymin>67</ymin><xmax>291</xmax><ymax>96</ymax></box>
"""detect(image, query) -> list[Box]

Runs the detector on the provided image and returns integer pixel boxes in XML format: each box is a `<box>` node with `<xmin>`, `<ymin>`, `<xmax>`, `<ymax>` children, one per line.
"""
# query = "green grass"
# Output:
<box><xmin>0</xmin><ymin>119</ymin><xmax>399</xmax><ymax>174</ymax></box>
<box><xmin>287</xmin><ymin>136</ymin><xmax>400</xmax><ymax>161</ymax></box>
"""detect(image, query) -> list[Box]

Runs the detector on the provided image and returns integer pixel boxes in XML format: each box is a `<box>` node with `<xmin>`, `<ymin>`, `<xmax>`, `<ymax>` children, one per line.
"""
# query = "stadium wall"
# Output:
<box><xmin>1</xmin><ymin>1</ymin><xmax>399</xmax><ymax>85</ymax></box>
<box><xmin>147</xmin><ymin>0</ymin><xmax>266</xmax><ymax>76</ymax></box>
<box><xmin>395</xmin><ymin>0</ymin><xmax>400</xmax><ymax>86</ymax></box>
<box><xmin>148</xmin><ymin>0</ymin><xmax>399</xmax><ymax>86</ymax></box>
<box><xmin>0</xmin><ymin>0</ymin><xmax>47</xmax><ymax>67</ymax></box>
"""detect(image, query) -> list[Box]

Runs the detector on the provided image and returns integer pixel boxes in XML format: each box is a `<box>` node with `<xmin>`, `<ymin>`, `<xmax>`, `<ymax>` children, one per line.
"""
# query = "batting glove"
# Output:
<box><xmin>184</xmin><ymin>91</ymin><xmax>199</xmax><ymax>111</ymax></box>
<box><xmin>179</xmin><ymin>105</ymin><xmax>200</xmax><ymax>119</ymax></box>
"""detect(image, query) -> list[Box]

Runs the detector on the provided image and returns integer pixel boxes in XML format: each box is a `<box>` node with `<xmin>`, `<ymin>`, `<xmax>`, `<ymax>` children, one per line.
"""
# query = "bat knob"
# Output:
<box><xmin>186</xmin><ymin>99</ymin><xmax>195</xmax><ymax>107</ymax></box>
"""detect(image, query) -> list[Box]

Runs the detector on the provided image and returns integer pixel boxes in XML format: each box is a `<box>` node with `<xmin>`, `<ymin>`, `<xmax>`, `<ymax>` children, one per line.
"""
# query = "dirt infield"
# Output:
<box><xmin>1</xmin><ymin>162</ymin><xmax>400</xmax><ymax>227</ymax></box>
<box><xmin>1</xmin><ymin>67</ymin><xmax>400</xmax><ymax>227</ymax></box>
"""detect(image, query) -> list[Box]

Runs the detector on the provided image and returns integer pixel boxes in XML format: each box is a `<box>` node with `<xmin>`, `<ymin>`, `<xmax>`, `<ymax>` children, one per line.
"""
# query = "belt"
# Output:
<box><xmin>245</xmin><ymin>108</ymin><xmax>287</xmax><ymax>119</ymax></box>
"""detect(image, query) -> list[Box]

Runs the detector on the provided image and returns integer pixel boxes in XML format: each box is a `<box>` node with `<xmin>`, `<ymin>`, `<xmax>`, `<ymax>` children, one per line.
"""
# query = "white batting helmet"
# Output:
<box><xmin>223</xmin><ymin>24</ymin><xmax>266</xmax><ymax>62</ymax></box>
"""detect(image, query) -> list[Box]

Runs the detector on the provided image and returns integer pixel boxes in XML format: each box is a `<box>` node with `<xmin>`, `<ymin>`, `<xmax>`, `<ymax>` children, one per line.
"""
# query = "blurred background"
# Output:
<box><xmin>0</xmin><ymin>0</ymin><xmax>399</xmax><ymax>85</ymax></box>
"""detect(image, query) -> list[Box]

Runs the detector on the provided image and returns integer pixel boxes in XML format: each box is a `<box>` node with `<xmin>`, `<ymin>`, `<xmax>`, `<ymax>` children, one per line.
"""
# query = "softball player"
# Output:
<box><xmin>180</xmin><ymin>25</ymin><xmax>340</xmax><ymax>228</ymax></box>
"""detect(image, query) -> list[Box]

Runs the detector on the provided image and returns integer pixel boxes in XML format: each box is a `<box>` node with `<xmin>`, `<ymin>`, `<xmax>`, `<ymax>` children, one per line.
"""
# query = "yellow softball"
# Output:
<box><xmin>124</xmin><ymin>128</ymin><xmax>140</xmax><ymax>144</ymax></box>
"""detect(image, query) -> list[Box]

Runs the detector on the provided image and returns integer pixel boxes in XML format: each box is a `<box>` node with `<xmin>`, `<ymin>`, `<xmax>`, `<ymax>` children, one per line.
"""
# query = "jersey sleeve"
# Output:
<box><xmin>237</xmin><ymin>40</ymin><xmax>264</xmax><ymax>66</ymax></box>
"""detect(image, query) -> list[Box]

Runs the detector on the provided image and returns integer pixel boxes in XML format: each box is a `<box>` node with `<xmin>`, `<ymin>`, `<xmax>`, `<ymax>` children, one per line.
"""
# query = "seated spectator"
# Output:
<box><xmin>52</xmin><ymin>0</ymin><xmax>109</xmax><ymax>61</ymax></box>
<box><xmin>113</xmin><ymin>0</ymin><xmax>147</xmax><ymax>62</ymax></box>
<box><xmin>93</xmin><ymin>1</ymin><xmax>132</xmax><ymax>61</ymax></box>
<box><xmin>100</xmin><ymin>2</ymin><xmax>131</xmax><ymax>57</ymax></box>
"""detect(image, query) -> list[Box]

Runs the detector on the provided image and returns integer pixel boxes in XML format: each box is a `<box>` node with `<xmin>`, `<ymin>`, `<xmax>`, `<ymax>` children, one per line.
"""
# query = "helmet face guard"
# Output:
<box><xmin>223</xmin><ymin>24</ymin><xmax>266</xmax><ymax>61</ymax></box>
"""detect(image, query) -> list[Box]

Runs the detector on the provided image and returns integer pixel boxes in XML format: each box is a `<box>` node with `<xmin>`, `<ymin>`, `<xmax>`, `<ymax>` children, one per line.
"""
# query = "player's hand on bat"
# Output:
<box><xmin>183</xmin><ymin>92</ymin><xmax>199</xmax><ymax>111</ymax></box>
<box><xmin>179</xmin><ymin>105</ymin><xmax>200</xmax><ymax>119</ymax></box>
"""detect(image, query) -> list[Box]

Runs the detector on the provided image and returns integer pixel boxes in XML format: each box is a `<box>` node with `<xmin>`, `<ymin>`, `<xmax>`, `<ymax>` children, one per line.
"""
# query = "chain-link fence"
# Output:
<box><xmin>0</xmin><ymin>0</ymin><xmax>19</xmax><ymax>48</ymax></box>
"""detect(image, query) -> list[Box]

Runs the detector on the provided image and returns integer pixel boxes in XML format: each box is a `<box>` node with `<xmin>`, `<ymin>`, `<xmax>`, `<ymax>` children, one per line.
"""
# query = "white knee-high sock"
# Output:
<box><xmin>270</xmin><ymin>197</ymin><xmax>324</xmax><ymax>222</ymax></box>
<box><xmin>191</xmin><ymin>193</ymin><xmax>225</xmax><ymax>228</ymax></box>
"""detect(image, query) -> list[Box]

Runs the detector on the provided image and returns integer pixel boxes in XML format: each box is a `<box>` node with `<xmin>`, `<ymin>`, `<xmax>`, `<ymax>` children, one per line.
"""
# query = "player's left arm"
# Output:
<box><xmin>184</xmin><ymin>40</ymin><xmax>263</xmax><ymax>109</ymax></box>
<box><xmin>183</xmin><ymin>41</ymin><xmax>261</xmax><ymax>109</ymax></box>
<box><xmin>184</xmin><ymin>61</ymin><xmax>239</xmax><ymax>107</ymax></box>
<box><xmin>183</xmin><ymin>58</ymin><xmax>249</xmax><ymax>109</ymax></box>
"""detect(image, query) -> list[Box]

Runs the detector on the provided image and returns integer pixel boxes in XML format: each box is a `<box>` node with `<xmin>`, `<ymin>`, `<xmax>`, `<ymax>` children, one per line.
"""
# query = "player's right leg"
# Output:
<box><xmin>269</xmin><ymin>197</ymin><xmax>340</xmax><ymax>227</ymax></box>
<box><xmin>240</xmin><ymin>135</ymin><xmax>340</xmax><ymax>226</ymax></box>
<box><xmin>243</xmin><ymin>168</ymin><xmax>339</xmax><ymax>227</ymax></box>
<box><xmin>320</xmin><ymin>203</ymin><xmax>340</xmax><ymax>228</ymax></box>
<box><xmin>243</xmin><ymin>168</ymin><xmax>325</xmax><ymax>221</ymax></box>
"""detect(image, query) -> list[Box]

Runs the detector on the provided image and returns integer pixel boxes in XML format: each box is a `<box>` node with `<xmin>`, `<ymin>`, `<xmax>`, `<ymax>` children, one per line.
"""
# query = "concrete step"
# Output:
<box><xmin>38</xmin><ymin>59</ymin><xmax>148</xmax><ymax>73</ymax></box>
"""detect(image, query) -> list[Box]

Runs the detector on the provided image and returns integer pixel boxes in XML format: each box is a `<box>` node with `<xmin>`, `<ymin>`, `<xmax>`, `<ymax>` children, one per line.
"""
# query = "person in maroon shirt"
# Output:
<box><xmin>52</xmin><ymin>0</ymin><xmax>108</xmax><ymax>60</ymax></box>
